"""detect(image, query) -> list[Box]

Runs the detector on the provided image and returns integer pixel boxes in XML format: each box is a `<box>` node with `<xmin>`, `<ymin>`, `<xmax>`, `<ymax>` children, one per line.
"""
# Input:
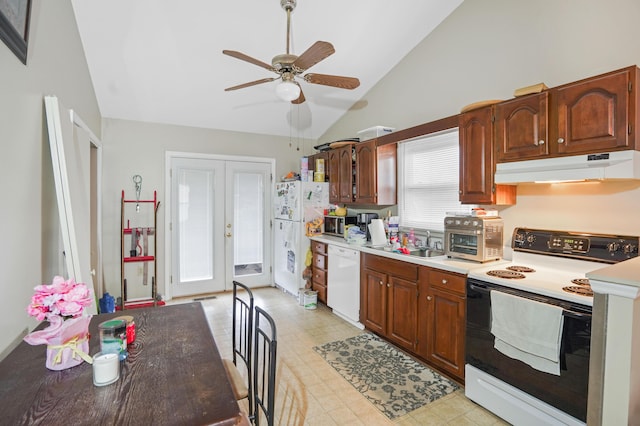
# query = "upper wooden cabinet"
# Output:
<box><xmin>459</xmin><ymin>107</ymin><xmax>517</xmax><ymax>205</ymax></box>
<box><xmin>495</xmin><ymin>92</ymin><xmax>550</xmax><ymax>162</ymax></box>
<box><xmin>354</xmin><ymin>140</ymin><xmax>397</xmax><ymax>205</ymax></box>
<box><xmin>554</xmin><ymin>67</ymin><xmax>636</xmax><ymax>155</ymax></box>
<box><xmin>325</xmin><ymin>140</ymin><xmax>397</xmax><ymax>205</ymax></box>
<box><xmin>496</xmin><ymin>66</ymin><xmax>639</xmax><ymax>162</ymax></box>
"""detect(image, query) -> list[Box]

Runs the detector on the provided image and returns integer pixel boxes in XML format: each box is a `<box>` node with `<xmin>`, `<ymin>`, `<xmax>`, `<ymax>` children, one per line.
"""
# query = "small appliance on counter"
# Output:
<box><xmin>323</xmin><ymin>215</ymin><xmax>357</xmax><ymax>238</ymax></box>
<box><xmin>356</xmin><ymin>213</ymin><xmax>379</xmax><ymax>240</ymax></box>
<box><xmin>444</xmin><ymin>215</ymin><xmax>503</xmax><ymax>262</ymax></box>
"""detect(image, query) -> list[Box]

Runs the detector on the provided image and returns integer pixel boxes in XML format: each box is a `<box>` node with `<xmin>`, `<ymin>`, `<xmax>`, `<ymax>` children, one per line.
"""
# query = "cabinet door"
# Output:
<box><xmin>555</xmin><ymin>68</ymin><xmax>632</xmax><ymax>154</ymax></box>
<box><xmin>426</xmin><ymin>287</ymin><xmax>465</xmax><ymax>379</ymax></box>
<box><xmin>495</xmin><ymin>92</ymin><xmax>549</xmax><ymax>162</ymax></box>
<box><xmin>361</xmin><ymin>268</ymin><xmax>387</xmax><ymax>335</ymax></box>
<box><xmin>459</xmin><ymin>107</ymin><xmax>495</xmax><ymax>204</ymax></box>
<box><xmin>338</xmin><ymin>146</ymin><xmax>354</xmax><ymax>203</ymax></box>
<box><xmin>387</xmin><ymin>275</ymin><xmax>418</xmax><ymax>352</ymax></box>
<box><xmin>354</xmin><ymin>140</ymin><xmax>377</xmax><ymax>203</ymax></box>
<box><xmin>328</xmin><ymin>149</ymin><xmax>340</xmax><ymax>203</ymax></box>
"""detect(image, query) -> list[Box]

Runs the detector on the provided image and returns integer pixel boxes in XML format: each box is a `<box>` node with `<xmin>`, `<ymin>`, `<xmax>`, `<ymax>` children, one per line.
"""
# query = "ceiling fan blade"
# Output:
<box><xmin>222</xmin><ymin>50</ymin><xmax>275</xmax><ymax>72</ymax></box>
<box><xmin>291</xmin><ymin>83</ymin><xmax>305</xmax><ymax>104</ymax></box>
<box><xmin>303</xmin><ymin>73</ymin><xmax>360</xmax><ymax>90</ymax></box>
<box><xmin>224</xmin><ymin>77</ymin><xmax>277</xmax><ymax>91</ymax></box>
<box><xmin>292</xmin><ymin>41</ymin><xmax>335</xmax><ymax>71</ymax></box>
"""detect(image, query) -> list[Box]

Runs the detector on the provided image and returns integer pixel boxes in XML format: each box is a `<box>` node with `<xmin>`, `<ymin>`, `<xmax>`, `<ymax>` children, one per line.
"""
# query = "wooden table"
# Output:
<box><xmin>0</xmin><ymin>302</ymin><xmax>245</xmax><ymax>425</ymax></box>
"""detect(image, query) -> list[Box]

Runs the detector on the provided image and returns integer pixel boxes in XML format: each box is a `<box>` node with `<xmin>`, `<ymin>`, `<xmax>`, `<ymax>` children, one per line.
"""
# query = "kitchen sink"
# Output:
<box><xmin>408</xmin><ymin>248</ymin><xmax>445</xmax><ymax>258</ymax></box>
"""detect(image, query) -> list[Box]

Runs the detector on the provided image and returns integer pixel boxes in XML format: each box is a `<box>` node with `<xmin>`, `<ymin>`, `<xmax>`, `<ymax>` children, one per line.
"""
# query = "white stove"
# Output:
<box><xmin>465</xmin><ymin>227</ymin><xmax>639</xmax><ymax>425</ymax></box>
<box><xmin>468</xmin><ymin>227</ymin><xmax>640</xmax><ymax>307</ymax></box>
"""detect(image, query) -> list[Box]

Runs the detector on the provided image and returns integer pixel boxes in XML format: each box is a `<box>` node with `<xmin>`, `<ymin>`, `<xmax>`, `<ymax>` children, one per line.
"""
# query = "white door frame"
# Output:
<box><xmin>164</xmin><ymin>151</ymin><xmax>275</xmax><ymax>300</ymax></box>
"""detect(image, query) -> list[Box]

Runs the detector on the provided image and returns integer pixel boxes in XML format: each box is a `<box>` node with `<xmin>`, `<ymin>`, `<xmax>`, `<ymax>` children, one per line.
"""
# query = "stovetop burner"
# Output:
<box><xmin>563</xmin><ymin>278</ymin><xmax>593</xmax><ymax>296</ymax></box>
<box><xmin>487</xmin><ymin>270</ymin><xmax>526</xmax><ymax>279</ymax></box>
<box><xmin>571</xmin><ymin>278</ymin><xmax>590</xmax><ymax>286</ymax></box>
<box><xmin>506</xmin><ymin>265</ymin><xmax>536</xmax><ymax>273</ymax></box>
<box><xmin>562</xmin><ymin>285</ymin><xmax>594</xmax><ymax>297</ymax></box>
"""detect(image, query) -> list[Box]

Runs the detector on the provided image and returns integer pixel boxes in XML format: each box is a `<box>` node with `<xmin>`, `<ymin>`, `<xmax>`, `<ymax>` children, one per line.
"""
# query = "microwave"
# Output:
<box><xmin>324</xmin><ymin>215</ymin><xmax>357</xmax><ymax>237</ymax></box>
<box><xmin>444</xmin><ymin>216</ymin><xmax>503</xmax><ymax>262</ymax></box>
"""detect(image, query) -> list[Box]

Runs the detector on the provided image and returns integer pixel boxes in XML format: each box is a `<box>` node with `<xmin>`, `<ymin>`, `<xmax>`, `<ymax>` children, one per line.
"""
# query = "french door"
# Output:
<box><xmin>169</xmin><ymin>155</ymin><xmax>272</xmax><ymax>298</ymax></box>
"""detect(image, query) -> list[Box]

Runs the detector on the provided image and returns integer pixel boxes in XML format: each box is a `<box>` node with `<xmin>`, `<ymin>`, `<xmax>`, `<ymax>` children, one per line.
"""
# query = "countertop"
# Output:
<box><xmin>310</xmin><ymin>234</ymin><xmax>491</xmax><ymax>275</ymax></box>
<box><xmin>586</xmin><ymin>256</ymin><xmax>640</xmax><ymax>288</ymax></box>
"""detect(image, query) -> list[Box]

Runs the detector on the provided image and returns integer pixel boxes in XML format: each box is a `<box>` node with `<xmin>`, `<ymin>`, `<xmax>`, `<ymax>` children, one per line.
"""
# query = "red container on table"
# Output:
<box><xmin>113</xmin><ymin>315</ymin><xmax>136</xmax><ymax>344</ymax></box>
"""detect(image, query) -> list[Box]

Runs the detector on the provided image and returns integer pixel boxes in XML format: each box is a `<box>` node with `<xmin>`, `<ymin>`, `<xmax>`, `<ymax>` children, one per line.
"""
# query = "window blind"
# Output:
<box><xmin>398</xmin><ymin>129</ymin><xmax>468</xmax><ymax>231</ymax></box>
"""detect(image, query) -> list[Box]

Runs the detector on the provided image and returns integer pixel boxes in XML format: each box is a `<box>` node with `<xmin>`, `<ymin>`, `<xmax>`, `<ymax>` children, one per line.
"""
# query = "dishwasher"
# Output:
<box><xmin>327</xmin><ymin>245</ymin><xmax>363</xmax><ymax>329</ymax></box>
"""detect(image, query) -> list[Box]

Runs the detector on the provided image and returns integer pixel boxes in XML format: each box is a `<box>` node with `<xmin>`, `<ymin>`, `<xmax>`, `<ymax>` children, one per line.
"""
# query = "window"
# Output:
<box><xmin>398</xmin><ymin>129</ymin><xmax>470</xmax><ymax>231</ymax></box>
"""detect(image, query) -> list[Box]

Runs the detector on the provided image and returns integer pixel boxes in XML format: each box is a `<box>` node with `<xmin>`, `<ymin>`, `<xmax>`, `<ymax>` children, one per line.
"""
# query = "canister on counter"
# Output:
<box><xmin>98</xmin><ymin>319</ymin><xmax>128</xmax><ymax>360</ymax></box>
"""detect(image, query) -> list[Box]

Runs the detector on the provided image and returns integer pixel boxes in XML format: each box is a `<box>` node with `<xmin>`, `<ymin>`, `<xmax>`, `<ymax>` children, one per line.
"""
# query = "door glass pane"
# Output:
<box><xmin>234</xmin><ymin>172</ymin><xmax>263</xmax><ymax>276</ymax></box>
<box><xmin>178</xmin><ymin>169</ymin><xmax>214</xmax><ymax>282</ymax></box>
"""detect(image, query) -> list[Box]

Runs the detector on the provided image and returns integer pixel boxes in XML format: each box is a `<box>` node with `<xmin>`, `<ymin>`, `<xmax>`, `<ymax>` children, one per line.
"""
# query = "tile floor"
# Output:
<box><xmin>182</xmin><ymin>287</ymin><xmax>509</xmax><ymax>425</ymax></box>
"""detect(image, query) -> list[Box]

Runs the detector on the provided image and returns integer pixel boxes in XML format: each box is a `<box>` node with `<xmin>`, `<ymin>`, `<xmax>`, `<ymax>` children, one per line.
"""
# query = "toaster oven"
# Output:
<box><xmin>444</xmin><ymin>216</ymin><xmax>503</xmax><ymax>262</ymax></box>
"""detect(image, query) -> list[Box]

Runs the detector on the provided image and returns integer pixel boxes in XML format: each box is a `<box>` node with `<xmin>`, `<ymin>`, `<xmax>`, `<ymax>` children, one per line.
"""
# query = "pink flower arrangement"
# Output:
<box><xmin>27</xmin><ymin>276</ymin><xmax>93</xmax><ymax>321</ymax></box>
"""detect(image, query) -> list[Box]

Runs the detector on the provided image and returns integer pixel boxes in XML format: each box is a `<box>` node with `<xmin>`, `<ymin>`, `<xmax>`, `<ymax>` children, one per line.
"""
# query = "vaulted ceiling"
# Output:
<box><xmin>71</xmin><ymin>0</ymin><xmax>463</xmax><ymax>139</ymax></box>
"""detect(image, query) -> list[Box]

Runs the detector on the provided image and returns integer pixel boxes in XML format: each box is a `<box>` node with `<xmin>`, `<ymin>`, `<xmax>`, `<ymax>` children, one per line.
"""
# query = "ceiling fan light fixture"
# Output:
<box><xmin>276</xmin><ymin>80</ymin><xmax>300</xmax><ymax>101</ymax></box>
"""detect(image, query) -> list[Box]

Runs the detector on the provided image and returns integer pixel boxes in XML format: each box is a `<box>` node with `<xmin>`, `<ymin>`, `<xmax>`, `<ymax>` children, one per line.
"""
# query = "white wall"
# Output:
<box><xmin>100</xmin><ymin>118</ymin><xmax>304</xmax><ymax>299</ymax></box>
<box><xmin>318</xmin><ymin>0</ymin><xmax>640</xmax><ymax>239</ymax></box>
<box><xmin>0</xmin><ymin>0</ymin><xmax>101</xmax><ymax>354</ymax></box>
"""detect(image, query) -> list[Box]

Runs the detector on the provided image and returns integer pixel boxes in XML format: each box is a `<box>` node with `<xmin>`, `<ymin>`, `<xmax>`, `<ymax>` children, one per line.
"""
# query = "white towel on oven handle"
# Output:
<box><xmin>490</xmin><ymin>290</ymin><xmax>564</xmax><ymax>376</ymax></box>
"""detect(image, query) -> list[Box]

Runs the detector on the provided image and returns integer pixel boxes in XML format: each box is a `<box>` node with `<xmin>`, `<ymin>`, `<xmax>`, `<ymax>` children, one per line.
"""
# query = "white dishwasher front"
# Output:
<box><xmin>327</xmin><ymin>245</ymin><xmax>363</xmax><ymax>329</ymax></box>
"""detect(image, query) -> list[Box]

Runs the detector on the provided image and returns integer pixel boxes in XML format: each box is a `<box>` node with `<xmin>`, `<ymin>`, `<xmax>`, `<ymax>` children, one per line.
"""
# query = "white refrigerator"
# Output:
<box><xmin>274</xmin><ymin>181</ymin><xmax>329</xmax><ymax>296</ymax></box>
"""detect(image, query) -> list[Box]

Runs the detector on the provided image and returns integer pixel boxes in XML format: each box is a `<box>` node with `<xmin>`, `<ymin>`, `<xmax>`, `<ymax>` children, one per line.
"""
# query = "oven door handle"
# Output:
<box><xmin>468</xmin><ymin>283</ymin><xmax>592</xmax><ymax>320</ymax></box>
<box><xmin>562</xmin><ymin>309</ymin><xmax>591</xmax><ymax>320</ymax></box>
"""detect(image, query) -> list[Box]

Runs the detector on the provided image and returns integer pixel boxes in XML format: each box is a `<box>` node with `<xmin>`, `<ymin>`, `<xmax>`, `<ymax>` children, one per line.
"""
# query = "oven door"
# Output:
<box><xmin>466</xmin><ymin>278</ymin><xmax>591</xmax><ymax>422</ymax></box>
<box><xmin>445</xmin><ymin>228</ymin><xmax>480</xmax><ymax>260</ymax></box>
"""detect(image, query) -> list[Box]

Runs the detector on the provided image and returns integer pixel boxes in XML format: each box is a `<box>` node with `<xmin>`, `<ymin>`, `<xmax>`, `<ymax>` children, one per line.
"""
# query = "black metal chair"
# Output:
<box><xmin>222</xmin><ymin>281</ymin><xmax>254</xmax><ymax>418</ymax></box>
<box><xmin>252</xmin><ymin>306</ymin><xmax>278</xmax><ymax>426</ymax></box>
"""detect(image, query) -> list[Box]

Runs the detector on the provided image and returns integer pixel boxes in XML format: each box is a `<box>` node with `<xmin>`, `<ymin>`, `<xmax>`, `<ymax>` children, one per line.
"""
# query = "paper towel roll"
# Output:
<box><xmin>368</xmin><ymin>219</ymin><xmax>387</xmax><ymax>247</ymax></box>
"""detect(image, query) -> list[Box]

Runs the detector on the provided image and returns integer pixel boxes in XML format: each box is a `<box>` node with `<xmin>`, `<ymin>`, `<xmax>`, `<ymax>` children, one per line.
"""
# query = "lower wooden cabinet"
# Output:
<box><xmin>417</xmin><ymin>268</ymin><xmax>466</xmax><ymax>380</ymax></box>
<box><xmin>360</xmin><ymin>252</ymin><xmax>466</xmax><ymax>382</ymax></box>
<box><xmin>360</xmin><ymin>254</ymin><xmax>418</xmax><ymax>353</ymax></box>
<box><xmin>311</xmin><ymin>241</ymin><xmax>328</xmax><ymax>303</ymax></box>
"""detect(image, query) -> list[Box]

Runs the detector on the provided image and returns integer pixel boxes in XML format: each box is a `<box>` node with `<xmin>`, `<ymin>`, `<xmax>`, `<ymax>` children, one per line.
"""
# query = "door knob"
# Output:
<box><xmin>226</xmin><ymin>224</ymin><xmax>232</xmax><ymax>228</ymax></box>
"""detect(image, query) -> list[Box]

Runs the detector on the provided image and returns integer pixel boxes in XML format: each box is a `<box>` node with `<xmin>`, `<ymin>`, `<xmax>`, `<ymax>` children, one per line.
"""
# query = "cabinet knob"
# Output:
<box><xmin>387</xmin><ymin>283</ymin><xmax>391</xmax><ymax>288</ymax></box>
<box><xmin>379</xmin><ymin>281</ymin><xmax>384</xmax><ymax>286</ymax></box>
<box><xmin>427</xmin><ymin>296</ymin><xmax>432</xmax><ymax>301</ymax></box>
<box><xmin>557</xmin><ymin>137</ymin><xmax>565</xmax><ymax>144</ymax></box>
<box><xmin>442</xmin><ymin>279</ymin><xmax>448</xmax><ymax>285</ymax></box>
<box><xmin>535</xmin><ymin>140</ymin><xmax>545</xmax><ymax>146</ymax></box>
<box><xmin>225</xmin><ymin>232</ymin><xmax>232</xmax><ymax>238</ymax></box>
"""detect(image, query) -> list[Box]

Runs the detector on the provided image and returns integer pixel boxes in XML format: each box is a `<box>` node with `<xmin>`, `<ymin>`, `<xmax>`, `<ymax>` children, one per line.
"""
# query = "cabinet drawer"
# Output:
<box><xmin>313</xmin><ymin>253</ymin><xmax>326</xmax><ymax>270</ymax></box>
<box><xmin>314</xmin><ymin>283</ymin><xmax>327</xmax><ymax>304</ymax></box>
<box><xmin>363</xmin><ymin>254</ymin><xmax>418</xmax><ymax>281</ymax></box>
<box><xmin>312</xmin><ymin>267</ymin><xmax>326</xmax><ymax>286</ymax></box>
<box><xmin>312</xmin><ymin>241</ymin><xmax>327</xmax><ymax>255</ymax></box>
<box><xmin>430</xmin><ymin>269</ymin><xmax>466</xmax><ymax>295</ymax></box>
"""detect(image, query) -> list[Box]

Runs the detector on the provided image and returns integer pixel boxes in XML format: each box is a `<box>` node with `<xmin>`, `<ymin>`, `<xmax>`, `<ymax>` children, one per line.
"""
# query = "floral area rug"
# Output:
<box><xmin>313</xmin><ymin>333</ymin><xmax>460</xmax><ymax>419</ymax></box>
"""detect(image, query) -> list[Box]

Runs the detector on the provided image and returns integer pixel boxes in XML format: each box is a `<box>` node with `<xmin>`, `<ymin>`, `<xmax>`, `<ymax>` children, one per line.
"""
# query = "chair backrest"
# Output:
<box><xmin>253</xmin><ymin>306</ymin><xmax>277</xmax><ymax>426</ymax></box>
<box><xmin>231</xmin><ymin>281</ymin><xmax>254</xmax><ymax>413</ymax></box>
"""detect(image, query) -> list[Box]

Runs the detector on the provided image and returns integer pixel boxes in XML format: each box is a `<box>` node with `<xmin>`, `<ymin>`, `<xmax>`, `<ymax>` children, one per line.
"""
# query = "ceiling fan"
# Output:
<box><xmin>222</xmin><ymin>0</ymin><xmax>360</xmax><ymax>104</ymax></box>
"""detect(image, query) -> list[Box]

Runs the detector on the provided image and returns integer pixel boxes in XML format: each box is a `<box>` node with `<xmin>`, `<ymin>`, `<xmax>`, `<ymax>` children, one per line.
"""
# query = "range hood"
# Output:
<box><xmin>494</xmin><ymin>150</ymin><xmax>640</xmax><ymax>183</ymax></box>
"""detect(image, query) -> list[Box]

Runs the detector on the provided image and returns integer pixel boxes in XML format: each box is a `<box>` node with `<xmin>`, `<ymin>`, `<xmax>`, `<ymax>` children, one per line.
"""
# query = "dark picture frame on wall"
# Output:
<box><xmin>0</xmin><ymin>0</ymin><xmax>32</xmax><ymax>65</ymax></box>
